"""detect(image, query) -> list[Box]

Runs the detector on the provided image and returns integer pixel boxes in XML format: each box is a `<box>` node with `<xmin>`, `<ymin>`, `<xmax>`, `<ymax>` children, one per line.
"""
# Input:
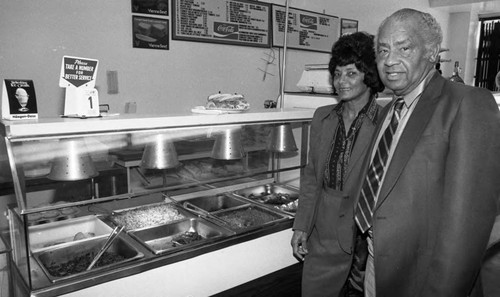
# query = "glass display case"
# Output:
<box><xmin>0</xmin><ymin>109</ymin><xmax>312</xmax><ymax>296</ymax></box>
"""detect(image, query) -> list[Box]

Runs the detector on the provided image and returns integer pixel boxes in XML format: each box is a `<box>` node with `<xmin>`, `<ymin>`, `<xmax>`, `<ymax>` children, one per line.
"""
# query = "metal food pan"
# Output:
<box><xmin>129</xmin><ymin>218</ymin><xmax>235</xmax><ymax>254</ymax></box>
<box><xmin>182</xmin><ymin>194</ymin><xmax>249</xmax><ymax>213</ymax></box>
<box><xmin>233</xmin><ymin>184</ymin><xmax>299</xmax><ymax>214</ymax></box>
<box><xmin>109</xmin><ymin>202</ymin><xmax>194</xmax><ymax>231</ymax></box>
<box><xmin>29</xmin><ymin>215</ymin><xmax>113</xmax><ymax>253</ymax></box>
<box><xmin>212</xmin><ymin>205</ymin><xmax>289</xmax><ymax>232</ymax></box>
<box><xmin>33</xmin><ymin>235</ymin><xmax>144</xmax><ymax>283</ymax></box>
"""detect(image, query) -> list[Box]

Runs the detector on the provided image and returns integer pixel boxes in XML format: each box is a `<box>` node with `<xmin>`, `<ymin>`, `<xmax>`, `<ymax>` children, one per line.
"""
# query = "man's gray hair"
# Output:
<box><xmin>378</xmin><ymin>8</ymin><xmax>443</xmax><ymax>52</ymax></box>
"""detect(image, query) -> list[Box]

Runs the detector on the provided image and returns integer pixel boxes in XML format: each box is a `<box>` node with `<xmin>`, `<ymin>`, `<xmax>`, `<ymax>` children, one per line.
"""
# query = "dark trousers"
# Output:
<box><xmin>340</xmin><ymin>228</ymin><xmax>368</xmax><ymax>297</ymax></box>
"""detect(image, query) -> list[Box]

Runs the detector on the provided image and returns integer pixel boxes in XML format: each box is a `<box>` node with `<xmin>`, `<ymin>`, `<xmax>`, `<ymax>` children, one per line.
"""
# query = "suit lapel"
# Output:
<box><xmin>315</xmin><ymin>107</ymin><xmax>338</xmax><ymax>183</ymax></box>
<box><xmin>375</xmin><ymin>74</ymin><xmax>444</xmax><ymax>208</ymax></box>
<box><xmin>345</xmin><ymin>115</ymin><xmax>377</xmax><ymax>181</ymax></box>
<box><xmin>315</xmin><ymin>102</ymin><xmax>379</xmax><ymax>188</ymax></box>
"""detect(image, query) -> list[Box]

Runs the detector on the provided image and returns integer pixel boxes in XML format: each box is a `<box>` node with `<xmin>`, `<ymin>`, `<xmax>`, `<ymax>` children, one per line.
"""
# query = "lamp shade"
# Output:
<box><xmin>141</xmin><ymin>134</ymin><xmax>180</xmax><ymax>169</ymax></box>
<box><xmin>47</xmin><ymin>139</ymin><xmax>98</xmax><ymax>181</ymax></box>
<box><xmin>211</xmin><ymin>128</ymin><xmax>245</xmax><ymax>160</ymax></box>
<box><xmin>267</xmin><ymin>123</ymin><xmax>298</xmax><ymax>153</ymax></box>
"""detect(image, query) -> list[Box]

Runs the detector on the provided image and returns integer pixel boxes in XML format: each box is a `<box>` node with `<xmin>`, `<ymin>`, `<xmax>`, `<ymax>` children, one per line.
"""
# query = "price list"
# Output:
<box><xmin>272</xmin><ymin>6</ymin><xmax>339</xmax><ymax>53</ymax></box>
<box><xmin>172</xmin><ymin>0</ymin><xmax>271</xmax><ymax>47</ymax></box>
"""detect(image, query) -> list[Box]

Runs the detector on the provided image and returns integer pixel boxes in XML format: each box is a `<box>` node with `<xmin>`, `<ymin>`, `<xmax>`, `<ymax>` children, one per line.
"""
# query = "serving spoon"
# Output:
<box><xmin>86</xmin><ymin>225</ymin><xmax>124</xmax><ymax>271</ymax></box>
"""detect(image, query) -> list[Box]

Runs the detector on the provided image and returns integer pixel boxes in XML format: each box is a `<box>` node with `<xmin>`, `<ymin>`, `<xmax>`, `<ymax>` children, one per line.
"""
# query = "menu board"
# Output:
<box><xmin>172</xmin><ymin>0</ymin><xmax>271</xmax><ymax>48</ymax></box>
<box><xmin>272</xmin><ymin>5</ymin><xmax>339</xmax><ymax>53</ymax></box>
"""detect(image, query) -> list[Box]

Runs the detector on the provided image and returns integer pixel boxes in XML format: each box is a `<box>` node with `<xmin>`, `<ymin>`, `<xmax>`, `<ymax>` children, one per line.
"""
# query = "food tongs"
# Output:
<box><xmin>86</xmin><ymin>225</ymin><xmax>125</xmax><ymax>271</ymax></box>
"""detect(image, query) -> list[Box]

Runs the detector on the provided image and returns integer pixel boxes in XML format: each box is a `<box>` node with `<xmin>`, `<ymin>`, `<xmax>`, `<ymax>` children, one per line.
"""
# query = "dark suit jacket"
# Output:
<box><xmin>293</xmin><ymin>101</ymin><xmax>381</xmax><ymax>296</ymax></box>
<box><xmin>338</xmin><ymin>73</ymin><xmax>500</xmax><ymax>297</ymax></box>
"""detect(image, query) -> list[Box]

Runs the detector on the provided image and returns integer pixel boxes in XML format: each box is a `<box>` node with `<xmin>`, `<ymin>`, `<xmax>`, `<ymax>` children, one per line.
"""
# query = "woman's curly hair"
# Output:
<box><xmin>328</xmin><ymin>32</ymin><xmax>384</xmax><ymax>95</ymax></box>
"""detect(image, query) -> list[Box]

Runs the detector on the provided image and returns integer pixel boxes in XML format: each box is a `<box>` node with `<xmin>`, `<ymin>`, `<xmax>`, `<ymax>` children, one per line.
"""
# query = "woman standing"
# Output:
<box><xmin>291</xmin><ymin>32</ymin><xmax>384</xmax><ymax>297</ymax></box>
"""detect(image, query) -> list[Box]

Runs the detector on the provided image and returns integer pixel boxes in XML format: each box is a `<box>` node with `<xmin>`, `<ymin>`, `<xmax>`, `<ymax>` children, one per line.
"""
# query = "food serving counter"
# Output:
<box><xmin>0</xmin><ymin>108</ymin><xmax>313</xmax><ymax>296</ymax></box>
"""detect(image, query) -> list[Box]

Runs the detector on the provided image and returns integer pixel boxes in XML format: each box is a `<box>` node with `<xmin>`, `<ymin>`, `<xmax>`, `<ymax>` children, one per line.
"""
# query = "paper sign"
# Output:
<box><xmin>59</xmin><ymin>56</ymin><xmax>99</xmax><ymax>88</ymax></box>
<box><xmin>1</xmin><ymin>79</ymin><xmax>38</xmax><ymax>120</ymax></box>
<box><xmin>63</xmin><ymin>88</ymin><xmax>100</xmax><ymax>118</ymax></box>
<box><xmin>59</xmin><ymin>56</ymin><xmax>100</xmax><ymax>117</ymax></box>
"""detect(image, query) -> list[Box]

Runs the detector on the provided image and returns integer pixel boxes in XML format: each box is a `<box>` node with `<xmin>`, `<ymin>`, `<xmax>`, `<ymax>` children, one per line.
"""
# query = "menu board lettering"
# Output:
<box><xmin>172</xmin><ymin>0</ymin><xmax>271</xmax><ymax>48</ymax></box>
<box><xmin>273</xmin><ymin>6</ymin><xmax>339</xmax><ymax>53</ymax></box>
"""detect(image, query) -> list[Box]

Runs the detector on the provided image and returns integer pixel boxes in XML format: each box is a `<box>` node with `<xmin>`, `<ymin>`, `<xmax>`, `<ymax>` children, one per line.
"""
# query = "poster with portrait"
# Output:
<box><xmin>133</xmin><ymin>16</ymin><xmax>169</xmax><ymax>50</ymax></box>
<box><xmin>1</xmin><ymin>79</ymin><xmax>38</xmax><ymax>120</ymax></box>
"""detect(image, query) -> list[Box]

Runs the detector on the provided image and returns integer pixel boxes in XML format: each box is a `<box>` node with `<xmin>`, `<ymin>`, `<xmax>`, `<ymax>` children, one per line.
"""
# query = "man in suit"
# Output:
<box><xmin>341</xmin><ymin>8</ymin><xmax>500</xmax><ymax>296</ymax></box>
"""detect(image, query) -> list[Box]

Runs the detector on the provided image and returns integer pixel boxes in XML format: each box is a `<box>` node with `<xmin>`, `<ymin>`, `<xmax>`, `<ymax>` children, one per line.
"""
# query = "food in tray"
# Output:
<box><xmin>35</xmin><ymin>236</ymin><xmax>143</xmax><ymax>281</ymax></box>
<box><xmin>46</xmin><ymin>251</ymin><xmax>126</xmax><ymax>277</ymax></box>
<box><xmin>276</xmin><ymin>200</ymin><xmax>299</xmax><ymax>212</ymax></box>
<box><xmin>73</xmin><ymin>232</ymin><xmax>95</xmax><ymax>241</ymax></box>
<box><xmin>171</xmin><ymin>231</ymin><xmax>203</xmax><ymax>246</ymax></box>
<box><xmin>132</xmin><ymin>217</ymin><xmax>232</xmax><ymax>254</ymax></box>
<box><xmin>215</xmin><ymin>207</ymin><xmax>280</xmax><ymax>230</ymax></box>
<box><xmin>248</xmin><ymin>192</ymin><xmax>294</xmax><ymax>205</ymax></box>
<box><xmin>205</xmin><ymin>92</ymin><xmax>249</xmax><ymax>110</ymax></box>
<box><xmin>237</xmin><ymin>185</ymin><xmax>300</xmax><ymax>213</ymax></box>
<box><xmin>112</xmin><ymin>204</ymin><xmax>186</xmax><ymax>230</ymax></box>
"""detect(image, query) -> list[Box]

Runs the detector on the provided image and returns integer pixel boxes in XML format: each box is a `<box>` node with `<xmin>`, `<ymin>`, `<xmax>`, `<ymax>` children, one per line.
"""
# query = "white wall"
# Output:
<box><xmin>447</xmin><ymin>12</ymin><xmax>472</xmax><ymax>82</ymax></box>
<box><xmin>0</xmin><ymin>0</ymin><xmax>452</xmax><ymax>118</ymax></box>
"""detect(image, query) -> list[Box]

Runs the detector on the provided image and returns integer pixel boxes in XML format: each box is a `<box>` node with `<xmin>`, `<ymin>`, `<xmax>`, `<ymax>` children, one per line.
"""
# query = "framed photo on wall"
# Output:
<box><xmin>132</xmin><ymin>0</ymin><xmax>168</xmax><ymax>16</ymax></box>
<box><xmin>340</xmin><ymin>18</ymin><xmax>358</xmax><ymax>36</ymax></box>
<box><xmin>132</xmin><ymin>16</ymin><xmax>169</xmax><ymax>50</ymax></box>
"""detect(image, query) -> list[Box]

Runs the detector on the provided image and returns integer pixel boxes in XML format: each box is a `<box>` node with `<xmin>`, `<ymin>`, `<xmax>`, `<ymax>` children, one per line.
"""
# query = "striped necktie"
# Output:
<box><xmin>355</xmin><ymin>97</ymin><xmax>405</xmax><ymax>233</ymax></box>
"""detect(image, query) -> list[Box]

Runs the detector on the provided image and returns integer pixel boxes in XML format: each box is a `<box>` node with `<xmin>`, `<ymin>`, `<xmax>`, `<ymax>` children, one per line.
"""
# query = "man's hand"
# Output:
<box><xmin>291</xmin><ymin>230</ymin><xmax>308</xmax><ymax>261</ymax></box>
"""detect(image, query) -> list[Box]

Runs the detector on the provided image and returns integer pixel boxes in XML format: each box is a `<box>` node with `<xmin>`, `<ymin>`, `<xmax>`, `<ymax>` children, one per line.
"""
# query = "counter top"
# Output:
<box><xmin>0</xmin><ymin>108</ymin><xmax>314</xmax><ymax>139</ymax></box>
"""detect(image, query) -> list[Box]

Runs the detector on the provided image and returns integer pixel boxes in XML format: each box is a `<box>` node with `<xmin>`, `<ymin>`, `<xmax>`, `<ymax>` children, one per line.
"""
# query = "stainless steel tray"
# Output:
<box><xmin>181</xmin><ymin>194</ymin><xmax>249</xmax><ymax>213</ymax></box>
<box><xmin>33</xmin><ymin>235</ymin><xmax>144</xmax><ymax>283</ymax></box>
<box><xmin>29</xmin><ymin>215</ymin><xmax>113</xmax><ymax>253</ymax></box>
<box><xmin>129</xmin><ymin>218</ymin><xmax>235</xmax><ymax>254</ymax></box>
<box><xmin>212</xmin><ymin>204</ymin><xmax>289</xmax><ymax>232</ymax></box>
<box><xmin>109</xmin><ymin>202</ymin><xmax>194</xmax><ymax>231</ymax></box>
<box><xmin>233</xmin><ymin>184</ymin><xmax>299</xmax><ymax>215</ymax></box>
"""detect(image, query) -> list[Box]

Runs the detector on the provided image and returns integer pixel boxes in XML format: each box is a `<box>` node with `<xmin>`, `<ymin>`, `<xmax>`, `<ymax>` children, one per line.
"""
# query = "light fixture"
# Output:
<box><xmin>267</xmin><ymin>123</ymin><xmax>298</xmax><ymax>153</ymax></box>
<box><xmin>140</xmin><ymin>134</ymin><xmax>180</xmax><ymax>170</ymax></box>
<box><xmin>211</xmin><ymin>127</ymin><xmax>245</xmax><ymax>160</ymax></box>
<box><xmin>47</xmin><ymin>138</ymin><xmax>98</xmax><ymax>181</ymax></box>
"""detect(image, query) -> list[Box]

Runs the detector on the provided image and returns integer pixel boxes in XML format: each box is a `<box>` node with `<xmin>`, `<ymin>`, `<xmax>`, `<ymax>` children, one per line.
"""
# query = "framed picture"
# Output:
<box><xmin>172</xmin><ymin>0</ymin><xmax>271</xmax><ymax>48</ymax></box>
<box><xmin>132</xmin><ymin>16</ymin><xmax>169</xmax><ymax>50</ymax></box>
<box><xmin>2</xmin><ymin>79</ymin><xmax>38</xmax><ymax>120</ymax></box>
<box><xmin>132</xmin><ymin>0</ymin><xmax>168</xmax><ymax>16</ymax></box>
<box><xmin>272</xmin><ymin>5</ymin><xmax>339</xmax><ymax>53</ymax></box>
<box><xmin>340</xmin><ymin>18</ymin><xmax>358</xmax><ymax>36</ymax></box>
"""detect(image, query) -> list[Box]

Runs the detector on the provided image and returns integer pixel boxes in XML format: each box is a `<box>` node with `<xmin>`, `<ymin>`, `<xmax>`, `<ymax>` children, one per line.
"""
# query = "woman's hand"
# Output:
<box><xmin>291</xmin><ymin>230</ymin><xmax>308</xmax><ymax>261</ymax></box>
